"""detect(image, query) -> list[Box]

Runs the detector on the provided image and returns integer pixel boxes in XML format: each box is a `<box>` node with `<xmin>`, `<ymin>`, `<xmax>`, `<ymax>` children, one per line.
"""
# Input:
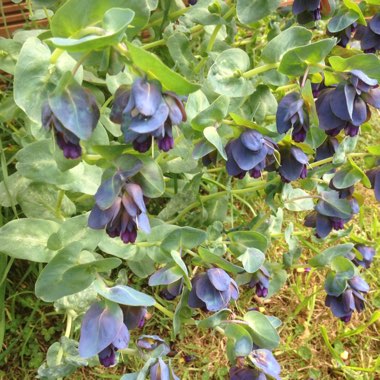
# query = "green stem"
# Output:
<box><xmin>275</xmin><ymin>83</ymin><xmax>299</xmax><ymax>93</ymax></box>
<box><xmin>243</xmin><ymin>63</ymin><xmax>279</xmax><ymax>79</ymax></box>
<box><xmin>55</xmin><ymin>190</ymin><xmax>65</xmax><ymax>220</ymax></box>
<box><xmin>207</xmin><ymin>24</ymin><xmax>222</xmax><ymax>52</ymax></box>
<box><xmin>146</xmin><ymin>7</ymin><xmax>190</xmax><ymax>28</ymax></box>
<box><xmin>143</xmin><ymin>39</ymin><xmax>167</xmax><ymax>50</ymax></box>
<box><xmin>154</xmin><ymin>302</ymin><xmax>174</xmax><ymax>319</ymax></box>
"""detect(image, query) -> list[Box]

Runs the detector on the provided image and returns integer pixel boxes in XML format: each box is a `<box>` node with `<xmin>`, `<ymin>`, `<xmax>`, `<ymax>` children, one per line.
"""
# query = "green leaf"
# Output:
<box><xmin>331</xmin><ymin>256</ymin><xmax>356</xmax><ymax>279</ymax></box>
<box><xmin>94</xmin><ymin>279</ymin><xmax>155</xmax><ymax>306</ymax></box>
<box><xmin>262</xmin><ymin>26</ymin><xmax>312</xmax><ymax>63</ymax></box>
<box><xmin>125</xmin><ymin>41</ymin><xmax>199</xmax><ymax>95</ymax></box>
<box><xmin>35</xmin><ymin>243</ymin><xmax>122</xmax><ymax>301</ymax></box>
<box><xmin>236</xmin><ymin>0</ymin><xmax>281</xmax><ymax>24</ymax></box>
<box><xmin>191</xmin><ymin>96</ymin><xmax>230</xmax><ymax>131</ymax></box>
<box><xmin>279</xmin><ymin>39</ymin><xmax>336</xmax><ymax>76</ymax></box>
<box><xmin>170</xmin><ymin>250</ymin><xmax>191</xmax><ymax>289</ymax></box>
<box><xmin>281</xmin><ymin>184</ymin><xmax>315</xmax><ymax>211</ymax></box>
<box><xmin>228</xmin><ymin>231</ymin><xmax>268</xmax><ymax>252</ymax></box>
<box><xmin>329</xmin><ymin>54</ymin><xmax>380</xmax><ymax>82</ymax></box>
<box><xmin>198</xmin><ymin>247</ymin><xmax>244</xmax><ymax>274</ymax></box>
<box><xmin>309</xmin><ymin>243</ymin><xmax>354</xmax><ymax>267</ymax></box>
<box><xmin>166</xmin><ymin>32</ymin><xmax>194</xmax><ymax>77</ymax></box>
<box><xmin>207</xmin><ymin>48</ymin><xmax>254</xmax><ymax>97</ymax></box>
<box><xmin>229</xmin><ymin>112</ymin><xmax>278</xmax><ymax>137</ymax></box>
<box><xmin>243</xmin><ymin>311</ymin><xmax>280</xmax><ymax>350</ymax></box>
<box><xmin>332</xmin><ymin>166</ymin><xmax>363</xmax><ymax>189</ymax></box>
<box><xmin>203</xmin><ymin>127</ymin><xmax>227</xmax><ymax>160</ymax></box>
<box><xmin>48</xmin><ymin>8</ymin><xmax>135</xmax><ymax>52</ymax></box>
<box><xmin>224</xmin><ymin>324</ymin><xmax>253</xmax><ymax>360</ymax></box>
<box><xmin>51</xmin><ymin>0</ymin><xmax>149</xmax><ymax>39</ymax></box>
<box><xmin>161</xmin><ymin>227</ymin><xmax>207</xmax><ymax>253</ymax></box>
<box><xmin>198</xmin><ymin>309</ymin><xmax>231</xmax><ymax>329</ymax></box>
<box><xmin>0</xmin><ymin>38</ymin><xmax>22</xmax><ymax>75</ymax></box>
<box><xmin>327</xmin><ymin>9</ymin><xmax>359</xmax><ymax>33</ymax></box>
<box><xmin>133</xmin><ymin>156</ymin><xmax>165</xmax><ymax>198</ymax></box>
<box><xmin>324</xmin><ymin>271</ymin><xmax>347</xmax><ymax>296</ymax></box>
<box><xmin>342</xmin><ymin>0</ymin><xmax>366</xmax><ymax>25</ymax></box>
<box><xmin>238</xmin><ymin>248</ymin><xmax>265</xmax><ymax>273</ymax></box>
<box><xmin>0</xmin><ymin>219</ymin><xmax>59</xmax><ymax>262</ymax></box>
<box><xmin>249</xmin><ymin>85</ymin><xmax>277</xmax><ymax>123</ymax></box>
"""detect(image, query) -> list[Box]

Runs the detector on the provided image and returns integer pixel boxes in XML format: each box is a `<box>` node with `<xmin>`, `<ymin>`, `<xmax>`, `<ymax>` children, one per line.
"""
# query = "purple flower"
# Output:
<box><xmin>346</xmin><ymin>245</ymin><xmax>376</xmax><ymax>269</ymax></box>
<box><xmin>229</xmin><ymin>366</ymin><xmax>266</xmax><ymax>380</ymax></box>
<box><xmin>150</xmin><ymin>358</ymin><xmax>179</xmax><ymax>380</ymax></box>
<box><xmin>316</xmin><ymin>71</ymin><xmax>380</xmax><ymax>137</ymax></box>
<box><xmin>88</xmin><ymin>174</ymin><xmax>150</xmax><ymax>244</ymax></box>
<box><xmin>325</xmin><ymin>276</ymin><xmax>369</xmax><ymax>322</ymax></box>
<box><xmin>160</xmin><ymin>278</ymin><xmax>184</xmax><ymax>300</ymax></box>
<box><xmin>276</xmin><ymin>92</ymin><xmax>309</xmax><ymax>142</ymax></box>
<box><xmin>355</xmin><ymin>14</ymin><xmax>380</xmax><ymax>53</ymax></box>
<box><xmin>110</xmin><ymin>78</ymin><xmax>186</xmax><ymax>153</ymax></box>
<box><xmin>304</xmin><ymin>191</ymin><xmax>356</xmax><ymax>239</ymax></box>
<box><xmin>293</xmin><ymin>0</ymin><xmax>322</xmax><ymax>24</ymax></box>
<box><xmin>315</xmin><ymin>137</ymin><xmax>339</xmax><ymax>162</ymax></box>
<box><xmin>250</xmin><ymin>349</ymin><xmax>281</xmax><ymax>380</ymax></box>
<box><xmin>248</xmin><ymin>266</ymin><xmax>270</xmax><ymax>298</ymax></box>
<box><xmin>226</xmin><ymin>130</ymin><xmax>276</xmax><ymax>179</ymax></box>
<box><xmin>188</xmin><ymin>268</ymin><xmax>239</xmax><ymax>312</ymax></box>
<box><xmin>41</xmin><ymin>83</ymin><xmax>99</xmax><ymax>159</ymax></box>
<box><xmin>328</xmin><ymin>179</ymin><xmax>354</xmax><ymax>199</ymax></box>
<box><xmin>121</xmin><ymin>305</ymin><xmax>147</xmax><ymax>329</ymax></box>
<box><xmin>137</xmin><ymin>335</ymin><xmax>170</xmax><ymax>353</ymax></box>
<box><xmin>278</xmin><ymin>146</ymin><xmax>308</xmax><ymax>183</ymax></box>
<box><xmin>79</xmin><ymin>302</ymin><xmax>130</xmax><ymax>367</ymax></box>
<box><xmin>366</xmin><ymin>167</ymin><xmax>380</xmax><ymax>201</ymax></box>
<box><xmin>328</xmin><ymin>23</ymin><xmax>357</xmax><ymax>48</ymax></box>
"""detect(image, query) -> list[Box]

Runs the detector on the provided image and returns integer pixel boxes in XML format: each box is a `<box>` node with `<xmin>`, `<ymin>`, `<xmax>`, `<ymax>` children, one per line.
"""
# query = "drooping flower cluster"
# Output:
<box><xmin>110</xmin><ymin>78</ymin><xmax>186</xmax><ymax>153</ymax></box>
<box><xmin>276</xmin><ymin>92</ymin><xmax>309</xmax><ymax>142</ymax></box>
<box><xmin>188</xmin><ymin>268</ymin><xmax>239</xmax><ymax>312</ymax></box>
<box><xmin>293</xmin><ymin>0</ymin><xmax>322</xmax><ymax>24</ymax></box>
<box><xmin>79</xmin><ymin>302</ymin><xmax>146</xmax><ymax>367</ymax></box>
<box><xmin>88</xmin><ymin>172</ymin><xmax>150</xmax><ymax>244</ymax></box>
<box><xmin>355</xmin><ymin>14</ymin><xmax>380</xmax><ymax>53</ymax></box>
<box><xmin>366</xmin><ymin>166</ymin><xmax>380</xmax><ymax>201</ymax></box>
<box><xmin>325</xmin><ymin>276</ymin><xmax>369</xmax><ymax>322</ymax></box>
<box><xmin>226</xmin><ymin>130</ymin><xmax>276</xmax><ymax>179</ymax></box>
<box><xmin>316</xmin><ymin>70</ymin><xmax>380</xmax><ymax>137</ymax></box>
<box><xmin>42</xmin><ymin>80</ymin><xmax>99</xmax><ymax>159</ymax></box>
<box><xmin>315</xmin><ymin>137</ymin><xmax>338</xmax><ymax>162</ymax></box>
<box><xmin>248</xmin><ymin>266</ymin><xmax>271</xmax><ymax>298</ymax></box>
<box><xmin>346</xmin><ymin>245</ymin><xmax>376</xmax><ymax>269</ymax></box>
<box><xmin>304</xmin><ymin>191</ymin><xmax>357</xmax><ymax>239</ymax></box>
<box><xmin>278</xmin><ymin>146</ymin><xmax>308</xmax><ymax>183</ymax></box>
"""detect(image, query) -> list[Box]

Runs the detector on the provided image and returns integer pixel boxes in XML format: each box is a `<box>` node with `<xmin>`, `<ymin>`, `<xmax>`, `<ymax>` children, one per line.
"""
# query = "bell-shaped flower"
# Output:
<box><xmin>88</xmin><ymin>174</ymin><xmax>150</xmax><ymax>244</ymax></box>
<box><xmin>137</xmin><ymin>335</ymin><xmax>170</xmax><ymax>356</ymax></box>
<box><xmin>160</xmin><ymin>278</ymin><xmax>184</xmax><ymax>301</ymax></box>
<box><xmin>121</xmin><ymin>305</ymin><xmax>147</xmax><ymax>329</ymax></box>
<box><xmin>325</xmin><ymin>276</ymin><xmax>369</xmax><ymax>322</ymax></box>
<box><xmin>41</xmin><ymin>81</ymin><xmax>99</xmax><ymax>159</ymax></box>
<box><xmin>315</xmin><ymin>137</ymin><xmax>339</xmax><ymax>162</ymax></box>
<box><xmin>79</xmin><ymin>302</ymin><xmax>130</xmax><ymax>367</ymax></box>
<box><xmin>229</xmin><ymin>366</ymin><xmax>266</xmax><ymax>380</ymax></box>
<box><xmin>293</xmin><ymin>0</ymin><xmax>322</xmax><ymax>24</ymax></box>
<box><xmin>278</xmin><ymin>146</ymin><xmax>308</xmax><ymax>183</ymax></box>
<box><xmin>248</xmin><ymin>266</ymin><xmax>271</xmax><ymax>298</ymax></box>
<box><xmin>316</xmin><ymin>70</ymin><xmax>380</xmax><ymax>137</ymax></box>
<box><xmin>150</xmin><ymin>358</ymin><xmax>179</xmax><ymax>380</ymax></box>
<box><xmin>366</xmin><ymin>167</ymin><xmax>380</xmax><ymax>201</ymax></box>
<box><xmin>355</xmin><ymin>14</ymin><xmax>380</xmax><ymax>53</ymax></box>
<box><xmin>110</xmin><ymin>78</ymin><xmax>186</xmax><ymax>153</ymax></box>
<box><xmin>188</xmin><ymin>268</ymin><xmax>239</xmax><ymax>312</ymax></box>
<box><xmin>304</xmin><ymin>190</ymin><xmax>356</xmax><ymax>239</ymax></box>
<box><xmin>249</xmin><ymin>349</ymin><xmax>281</xmax><ymax>380</ymax></box>
<box><xmin>346</xmin><ymin>245</ymin><xmax>376</xmax><ymax>269</ymax></box>
<box><xmin>328</xmin><ymin>23</ymin><xmax>357</xmax><ymax>48</ymax></box>
<box><xmin>276</xmin><ymin>92</ymin><xmax>310</xmax><ymax>142</ymax></box>
<box><xmin>226</xmin><ymin>130</ymin><xmax>276</xmax><ymax>179</ymax></box>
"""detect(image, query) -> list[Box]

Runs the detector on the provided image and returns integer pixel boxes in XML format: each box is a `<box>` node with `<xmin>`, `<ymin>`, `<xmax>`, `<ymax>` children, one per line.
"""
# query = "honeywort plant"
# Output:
<box><xmin>0</xmin><ymin>0</ymin><xmax>379</xmax><ymax>378</ymax></box>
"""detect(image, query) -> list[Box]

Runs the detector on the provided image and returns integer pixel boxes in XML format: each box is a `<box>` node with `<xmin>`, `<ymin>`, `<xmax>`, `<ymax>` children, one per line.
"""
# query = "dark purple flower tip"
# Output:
<box><xmin>98</xmin><ymin>345</ymin><xmax>117</xmax><ymax>367</ymax></box>
<box><xmin>121</xmin><ymin>227</ymin><xmax>137</xmax><ymax>244</ymax></box>
<box><xmin>249</xmin><ymin>168</ymin><xmax>262</xmax><ymax>179</ymax></box>
<box><xmin>292</xmin><ymin>126</ymin><xmax>307</xmax><ymax>143</ymax></box>
<box><xmin>331</xmin><ymin>218</ymin><xmax>345</xmax><ymax>230</ymax></box>
<box><xmin>157</xmin><ymin>135</ymin><xmax>174</xmax><ymax>152</ymax></box>
<box><xmin>133</xmin><ymin>136</ymin><xmax>152</xmax><ymax>153</ymax></box>
<box><xmin>344</xmin><ymin>124</ymin><xmax>360</xmax><ymax>137</ymax></box>
<box><xmin>340</xmin><ymin>315</ymin><xmax>352</xmax><ymax>323</ymax></box>
<box><xmin>188</xmin><ymin>0</ymin><xmax>197</xmax><ymax>5</ymax></box>
<box><xmin>56</xmin><ymin>132</ymin><xmax>82</xmax><ymax>159</ymax></box>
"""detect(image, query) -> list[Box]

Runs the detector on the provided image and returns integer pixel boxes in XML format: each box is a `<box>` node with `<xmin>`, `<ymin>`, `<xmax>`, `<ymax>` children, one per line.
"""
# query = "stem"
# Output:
<box><xmin>142</xmin><ymin>39</ymin><xmax>167</xmax><ymax>50</ymax></box>
<box><xmin>243</xmin><ymin>63</ymin><xmax>279</xmax><ymax>79</ymax></box>
<box><xmin>154</xmin><ymin>302</ymin><xmax>174</xmax><ymax>319</ymax></box>
<box><xmin>207</xmin><ymin>24</ymin><xmax>222</xmax><ymax>52</ymax></box>
<box><xmin>275</xmin><ymin>83</ymin><xmax>299</xmax><ymax>93</ymax></box>
<box><xmin>146</xmin><ymin>7</ymin><xmax>190</xmax><ymax>28</ymax></box>
<box><xmin>301</xmin><ymin>66</ymin><xmax>310</xmax><ymax>88</ymax></box>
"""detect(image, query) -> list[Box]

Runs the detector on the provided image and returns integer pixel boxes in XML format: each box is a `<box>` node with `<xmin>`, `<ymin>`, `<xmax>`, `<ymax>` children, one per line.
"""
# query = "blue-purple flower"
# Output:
<box><xmin>304</xmin><ymin>191</ymin><xmax>356</xmax><ymax>238</ymax></box>
<box><xmin>188</xmin><ymin>268</ymin><xmax>239</xmax><ymax>312</ymax></box>
<box><xmin>315</xmin><ymin>137</ymin><xmax>339</xmax><ymax>162</ymax></box>
<box><xmin>226</xmin><ymin>130</ymin><xmax>276</xmax><ymax>179</ymax></box>
<box><xmin>276</xmin><ymin>92</ymin><xmax>309</xmax><ymax>142</ymax></box>
<box><xmin>248</xmin><ymin>267</ymin><xmax>271</xmax><ymax>298</ymax></box>
<box><xmin>229</xmin><ymin>366</ymin><xmax>266</xmax><ymax>380</ymax></box>
<box><xmin>88</xmin><ymin>174</ymin><xmax>150</xmax><ymax>244</ymax></box>
<box><xmin>249</xmin><ymin>349</ymin><xmax>281</xmax><ymax>380</ymax></box>
<box><xmin>42</xmin><ymin>81</ymin><xmax>99</xmax><ymax>159</ymax></box>
<box><xmin>150</xmin><ymin>358</ymin><xmax>179</xmax><ymax>380</ymax></box>
<box><xmin>325</xmin><ymin>276</ymin><xmax>369</xmax><ymax>322</ymax></box>
<box><xmin>110</xmin><ymin>78</ymin><xmax>186</xmax><ymax>153</ymax></box>
<box><xmin>328</xmin><ymin>23</ymin><xmax>357</xmax><ymax>48</ymax></box>
<box><xmin>278</xmin><ymin>146</ymin><xmax>308</xmax><ymax>183</ymax></box>
<box><xmin>79</xmin><ymin>302</ymin><xmax>130</xmax><ymax>367</ymax></box>
<box><xmin>121</xmin><ymin>305</ymin><xmax>147</xmax><ymax>329</ymax></box>
<box><xmin>293</xmin><ymin>0</ymin><xmax>322</xmax><ymax>24</ymax></box>
<box><xmin>160</xmin><ymin>279</ymin><xmax>184</xmax><ymax>301</ymax></box>
<box><xmin>347</xmin><ymin>245</ymin><xmax>376</xmax><ymax>269</ymax></box>
<box><xmin>137</xmin><ymin>335</ymin><xmax>170</xmax><ymax>353</ymax></box>
<box><xmin>355</xmin><ymin>14</ymin><xmax>380</xmax><ymax>53</ymax></box>
<box><xmin>366</xmin><ymin>167</ymin><xmax>380</xmax><ymax>201</ymax></box>
<box><xmin>316</xmin><ymin>70</ymin><xmax>380</xmax><ymax>137</ymax></box>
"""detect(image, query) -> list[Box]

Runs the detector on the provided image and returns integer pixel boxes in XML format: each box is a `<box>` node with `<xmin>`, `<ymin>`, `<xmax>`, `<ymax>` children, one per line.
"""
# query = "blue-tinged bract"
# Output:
<box><xmin>88</xmin><ymin>173</ymin><xmax>150</xmax><ymax>244</ymax></box>
<box><xmin>79</xmin><ymin>302</ymin><xmax>130</xmax><ymax>367</ymax></box>
<box><xmin>316</xmin><ymin>70</ymin><xmax>380</xmax><ymax>137</ymax></box>
<box><xmin>226</xmin><ymin>130</ymin><xmax>276</xmax><ymax>179</ymax></box>
<box><xmin>188</xmin><ymin>268</ymin><xmax>239</xmax><ymax>312</ymax></box>
<box><xmin>276</xmin><ymin>92</ymin><xmax>309</xmax><ymax>142</ymax></box>
<box><xmin>110</xmin><ymin>78</ymin><xmax>186</xmax><ymax>153</ymax></box>
<box><xmin>41</xmin><ymin>82</ymin><xmax>99</xmax><ymax>159</ymax></box>
<box><xmin>355</xmin><ymin>14</ymin><xmax>380</xmax><ymax>53</ymax></box>
<box><xmin>325</xmin><ymin>276</ymin><xmax>369</xmax><ymax>322</ymax></box>
<box><xmin>366</xmin><ymin>167</ymin><xmax>380</xmax><ymax>201</ymax></box>
<box><xmin>278</xmin><ymin>146</ymin><xmax>308</xmax><ymax>183</ymax></box>
<box><xmin>229</xmin><ymin>366</ymin><xmax>266</xmax><ymax>380</ymax></box>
